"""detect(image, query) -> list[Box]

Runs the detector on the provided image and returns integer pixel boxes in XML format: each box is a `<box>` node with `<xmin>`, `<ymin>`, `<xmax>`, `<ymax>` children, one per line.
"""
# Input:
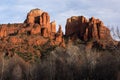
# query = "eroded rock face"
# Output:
<box><xmin>55</xmin><ymin>25</ymin><xmax>63</xmax><ymax>42</ymax></box>
<box><xmin>50</xmin><ymin>21</ymin><xmax>56</xmax><ymax>33</ymax></box>
<box><xmin>9</xmin><ymin>36</ymin><xmax>23</xmax><ymax>44</ymax></box>
<box><xmin>24</xmin><ymin>8</ymin><xmax>43</xmax><ymax>24</ymax></box>
<box><xmin>0</xmin><ymin>24</ymin><xmax>22</xmax><ymax>38</ymax></box>
<box><xmin>31</xmin><ymin>24</ymin><xmax>41</xmax><ymax>35</ymax></box>
<box><xmin>24</xmin><ymin>9</ymin><xmax>50</xmax><ymax>29</ymax></box>
<box><xmin>66</xmin><ymin>16</ymin><xmax>88</xmax><ymax>40</ymax></box>
<box><xmin>0</xmin><ymin>8</ymin><xmax>118</xmax><ymax>55</ymax></box>
<box><xmin>50</xmin><ymin>25</ymin><xmax>65</xmax><ymax>47</ymax></box>
<box><xmin>65</xmin><ymin>16</ymin><xmax>116</xmax><ymax>48</ymax></box>
<box><xmin>24</xmin><ymin>8</ymin><xmax>57</xmax><ymax>37</ymax></box>
<box><xmin>0</xmin><ymin>8</ymin><xmax>65</xmax><ymax>55</ymax></box>
<box><xmin>40</xmin><ymin>12</ymin><xmax>50</xmax><ymax>30</ymax></box>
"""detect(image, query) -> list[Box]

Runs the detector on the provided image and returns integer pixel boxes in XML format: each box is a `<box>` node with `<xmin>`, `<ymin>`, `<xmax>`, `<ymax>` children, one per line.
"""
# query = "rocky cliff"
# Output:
<box><xmin>0</xmin><ymin>8</ymin><xmax>64</xmax><ymax>58</ymax></box>
<box><xmin>0</xmin><ymin>8</ymin><xmax>118</xmax><ymax>58</ymax></box>
<box><xmin>65</xmin><ymin>16</ymin><xmax>118</xmax><ymax>49</ymax></box>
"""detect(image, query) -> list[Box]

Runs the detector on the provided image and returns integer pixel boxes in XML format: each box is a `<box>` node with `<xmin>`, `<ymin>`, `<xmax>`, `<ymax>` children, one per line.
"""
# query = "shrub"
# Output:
<box><xmin>15</xmin><ymin>51</ymin><xmax>32</xmax><ymax>62</ymax></box>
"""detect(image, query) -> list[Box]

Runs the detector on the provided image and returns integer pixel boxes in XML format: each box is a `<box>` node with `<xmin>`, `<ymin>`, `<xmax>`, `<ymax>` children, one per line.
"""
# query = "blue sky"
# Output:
<box><xmin>0</xmin><ymin>0</ymin><xmax>120</xmax><ymax>33</ymax></box>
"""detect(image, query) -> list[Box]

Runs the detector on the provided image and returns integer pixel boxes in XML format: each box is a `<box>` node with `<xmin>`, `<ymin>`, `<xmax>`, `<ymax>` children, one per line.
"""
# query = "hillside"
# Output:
<box><xmin>0</xmin><ymin>8</ymin><xmax>120</xmax><ymax>80</ymax></box>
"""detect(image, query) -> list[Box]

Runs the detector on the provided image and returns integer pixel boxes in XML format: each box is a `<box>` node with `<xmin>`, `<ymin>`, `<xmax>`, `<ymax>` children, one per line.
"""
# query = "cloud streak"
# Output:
<box><xmin>0</xmin><ymin>0</ymin><xmax>120</xmax><ymax>31</ymax></box>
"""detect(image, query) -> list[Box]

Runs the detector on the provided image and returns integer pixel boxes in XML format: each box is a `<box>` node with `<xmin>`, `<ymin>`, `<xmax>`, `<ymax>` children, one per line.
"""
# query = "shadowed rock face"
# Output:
<box><xmin>65</xmin><ymin>16</ymin><xmax>87</xmax><ymax>39</ymax></box>
<box><xmin>65</xmin><ymin>16</ymin><xmax>110</xmax><ymax>41</ymax></box>
<box><xmin>65</xmin><ymin>16</ymin><xmax>117</xmax><ymax>49</ymax></box>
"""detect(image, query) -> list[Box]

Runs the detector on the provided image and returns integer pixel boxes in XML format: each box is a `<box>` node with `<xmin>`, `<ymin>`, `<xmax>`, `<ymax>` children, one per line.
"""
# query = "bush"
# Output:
<box><xmin>15</xmin><ymin>51</ymin><xmax>32</xmax><ymax>62</ymax></box>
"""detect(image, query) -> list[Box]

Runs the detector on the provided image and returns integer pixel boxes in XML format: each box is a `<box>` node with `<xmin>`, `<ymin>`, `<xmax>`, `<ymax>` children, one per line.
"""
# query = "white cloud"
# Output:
<box><xmin>0</xmin><ymin>0</ymin><xmax>120</xmax><ymax>31</ymax></box>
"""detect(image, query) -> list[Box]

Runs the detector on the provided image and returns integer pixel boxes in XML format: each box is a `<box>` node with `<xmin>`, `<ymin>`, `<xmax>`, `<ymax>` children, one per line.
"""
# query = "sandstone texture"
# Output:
<box><xmin>0</xmin><ymin>8</ymin><xmax>64</xmax><ymax>58</ymax></box>
<box><xmin>65</xmin><ymin>16</ymin><xmax>117</xmax><ymax>49</ymax></box>
<box><xmin>0</xmin><ymin>8</ymin><xmax>118</xmax><ymax>57</ymax></box>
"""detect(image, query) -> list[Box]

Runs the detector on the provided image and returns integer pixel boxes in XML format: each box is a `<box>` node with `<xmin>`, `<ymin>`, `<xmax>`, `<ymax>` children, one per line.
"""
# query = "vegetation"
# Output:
<box><xmin>0</xmin><ymin>28</ymin><xmax>120</xmax><ymax>80</ymax></box>
<box><xmin>0</xmin><ymin>43</ymin><xmax>120</xmax><ymax>80</ymax></box>
<box><xmin>111</xmin><ymin>27</ymin><xmax>120</xmax><ymax>39</ymax></box>
<box><xmin>15</xmin><ymin>51</ymin><xmax>33</xmax><ymax>62</ymax></box>
<box><xmin>33</xmin><ymin>40</ymin><xmax>57</xmax><ymax>59</ymax></box>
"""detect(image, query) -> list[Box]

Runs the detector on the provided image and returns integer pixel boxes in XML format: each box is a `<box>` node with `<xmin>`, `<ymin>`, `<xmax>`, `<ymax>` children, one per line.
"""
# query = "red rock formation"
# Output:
<box><xmin>50</xmin><ymin>21</ymin><xmax>56</xmax><ymax>33</ymax></box>
<box><xmin>25</xmin><ymin>9</ymin><xmax>50</xmax><ymax>27</ymax></box>
<box><xmin>40</xmin><ymin>12</ymin><xmax>50</xmax><ymax>31</ymax></box>
<box><xmin>27</xmin><ymin>36</ymin><xmax>48</xmax><ymax>46</ymax></box>
<box><xmin>0</xmin><ymin>8</ymin><xmax>117</xmax><ymax>54</ymax></box>
<box><xmin>31</xmin><ymin>24</ymin><xmax>41</xmax><ymax>35</ymax></box>
<box><xmin>24</xmin><ymin>9</ymin><xmax>65</xmax><ymax>46</ymax></box>
<box><xmin>0</xmin><ymin>25</ymin><xmax>7</xmax><ymax>37</ymax></box>
<box><xmin>24</xmin><ymin>8</ymin><xmax>43</xmax><ymax>24</ymax></box>
<box><xmin>0</xmin><ymin>24</ymin><xmax>23</xmax><ymax>38</ymax></box>
<box><xmin>24</xmin><ymin>8</ymin><xmax>56</xmax><ymax>38</ymax></box>
<box><xmin>49</xmin><ymin>25</ymin><xmax>65</xmax><ymax>47</ymax></box>
<box><xmin>66</xmin><ymin>16</ymin><xmax>88</xmax><ymax>40</ymax></box>
<box><xmin>9</xmin><ymin>36</ymin><xmax>23</xmax><ymax>44</ymax></box>
<box><xmin>0</xmin><ymin>8</ymin><xmax>65</xmax><ymax>55</ymax></box>
<box><xmin>65</xmin><ymin>16</ymin><xmax>116</xmax><ymax>48</ymax></box>
<box><xmin>55</xmin><ymin>25</ymin><xmax>63</xmax><ymax>42</ymax></box>
<box><xmin>41</xmin><ymin>28</ymin><xmax>49</xmax><ymax>37</ymax></box>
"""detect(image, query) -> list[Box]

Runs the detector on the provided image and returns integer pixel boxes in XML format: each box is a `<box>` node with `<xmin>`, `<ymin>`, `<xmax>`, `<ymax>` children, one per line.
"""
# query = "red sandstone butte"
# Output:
<box><xmin>0</xmin><ymin>8</ymin><xmax>118</xmax><ymax>53</ymax></box>
<box><xmin>0</xmin><ymin>8</ymin><xmax>64</xmax><ymax>52</ymax></box>
<box><xmin>65</xmin><ymin>16</ymin><xmax>117</xmax><ymax>48</ymax></box>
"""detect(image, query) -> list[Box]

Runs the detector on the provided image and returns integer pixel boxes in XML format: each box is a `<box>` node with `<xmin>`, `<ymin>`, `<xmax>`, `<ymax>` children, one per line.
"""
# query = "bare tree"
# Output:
<box><xmin>111</xmin><ymin>26</ymin><xmax>120</xmax><ymax>40</ymax></box>
<box><xmin>116</xmin><ymin>27</ymin><xmax>120</xmax><ymax>39</ymax></box>
<box><xmin>0</xmin><ymin>53</ymin><xmax>5</xmax><ymax>80</ymax></box>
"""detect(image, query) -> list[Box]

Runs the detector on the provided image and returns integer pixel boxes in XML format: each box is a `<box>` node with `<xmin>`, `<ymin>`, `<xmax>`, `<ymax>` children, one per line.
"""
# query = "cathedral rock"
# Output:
<box><xmin>0</xmin><ymin>9</ymin><xmax>64</xmax><ymax>55</ymax></box>
<box><xmin>0</xmin><ymin>8</ymin><xmax>118</xmax><ymax>55</ymax></box>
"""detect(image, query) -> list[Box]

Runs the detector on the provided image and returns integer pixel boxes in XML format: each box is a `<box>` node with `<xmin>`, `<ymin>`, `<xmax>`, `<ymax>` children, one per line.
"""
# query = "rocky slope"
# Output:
<box><xmin>0</xmin><ymin>9</ymin><xmax>65</xmax><ymax>59</ymax></box>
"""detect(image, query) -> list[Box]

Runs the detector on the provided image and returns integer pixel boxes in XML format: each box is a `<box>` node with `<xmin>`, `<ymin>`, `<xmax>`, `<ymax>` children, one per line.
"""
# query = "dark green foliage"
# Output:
<box><xmin>15</xmin><ymin>51</ymin><xmax>32</xmax><ymax>62</ymax></box>
<box><xmin>33</xmin><ymin>45</ymin><xmax>57</xmax><ymax>59</ymax></box>
<box><xmin>34</xmin><ymin>54</ymin><xmax>40</xmax><ymax>63</ymax></box>
<box><xmin>33</xmin><ymin>40</ymin><xmax>57</xmax><ymax>58</ymax></box>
